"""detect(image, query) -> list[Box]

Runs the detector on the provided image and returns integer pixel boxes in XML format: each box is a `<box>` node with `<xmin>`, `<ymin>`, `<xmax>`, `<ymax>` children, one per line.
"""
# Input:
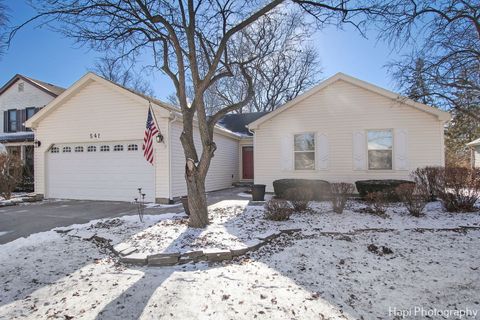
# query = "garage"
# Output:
<box><xmin>46</xmin><ymin>140</ymin><xmax>155</xmax><ymax>202</ymax></box>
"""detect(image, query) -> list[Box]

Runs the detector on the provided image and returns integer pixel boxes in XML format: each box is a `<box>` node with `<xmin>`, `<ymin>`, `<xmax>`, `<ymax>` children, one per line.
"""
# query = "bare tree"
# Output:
<box><xmin>11</xmin><ymin>0</ymin><xmax>388</xmax><ymax>227</ymax></box>
<box><xmin>204</xmin><ymin>9</ymin><xmax>322</xmax><ymax>113</ymax></box>
<box><xmin>380</xmin><ymin>0</ymin><xmax>480</xmax><ymax>121</ymax></box>
<box><xmin>0</xmin><ymin>0</ymin><xmax>9</xmax><ymax>58</ymax></box>
<box><xmin>92</xmin><ymin>57</ymin><xmax>155</xmax><ymax>96</ymax></box>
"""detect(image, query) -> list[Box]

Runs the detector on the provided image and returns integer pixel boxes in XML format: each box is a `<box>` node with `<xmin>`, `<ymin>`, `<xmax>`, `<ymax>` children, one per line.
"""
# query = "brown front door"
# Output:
<box><xmin>242</xmin><ymin>146</ymin><xmax>254</xmax><ymax>180</ymax></box>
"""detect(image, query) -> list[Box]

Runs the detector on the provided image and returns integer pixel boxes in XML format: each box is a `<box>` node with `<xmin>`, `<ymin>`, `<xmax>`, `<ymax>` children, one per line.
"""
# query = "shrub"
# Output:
<box><xmin>355</xmin><ymin>180</ymin><xmax>414</xmax><ymax>201</ymax></box>
<box><xmin>285</xmin><ymin>187</ymin><xmax>313</xmax><ymax>212</ymax></box>
<box><xmin>264</xmin><ymin>199</ymin><xmax>293</xmax><ymax>221</ymax></box>
<box><xmin>395</xmin><ymin>183</ymin><xmax>429</xmax><ymax>217</ymax></box>
<box><xmin>0</xmin><ymin>153</ymin><xmax>24</xmax><ymax>200</ymax></box>
<box><xmin>436</xmin><ymin>167</ymin><xmax>480</xmax><ymax>212</ymax></box>
<box><xmin>330</xmin><ymin>182</ymin><xmax>355</xmax><ymax>214</ymax></box>
<box><xmin>365</xmin><ymin>192</ymin><xmax>389</xmax><ymax>217</ymax></box>
<box><xmin>410</xmin><ymin>166</ymin><xmax>443</xmax><ymax>201</ymax></box>
<box><xmin>273</xmin><ymin>179</ymin><xmax>331</xmax><ymax>200</ymax></box>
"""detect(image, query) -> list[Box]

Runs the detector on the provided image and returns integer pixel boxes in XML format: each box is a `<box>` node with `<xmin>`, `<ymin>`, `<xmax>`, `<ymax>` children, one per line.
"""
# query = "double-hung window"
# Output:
<box><xmin>294</xmin><ymin>133</ymin><xmax>315</xmax><ymax>170</ymax></box>
<box><xmin>7</xmin><ymin>110</ymin><xmax>17</xmax><ymax>132</ymax></box>
<box><xmin>367</xmin><ymin>130</ymin><xmax>393</xmax><ymax>170</ymax></box>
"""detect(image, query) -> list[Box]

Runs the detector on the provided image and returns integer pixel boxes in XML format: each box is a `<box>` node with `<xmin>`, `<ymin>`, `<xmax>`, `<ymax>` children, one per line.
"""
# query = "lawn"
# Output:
<box><xmin>0</xmin><ymin>198</ymin><xmax>479</xmax><ymax>319</ymax></box>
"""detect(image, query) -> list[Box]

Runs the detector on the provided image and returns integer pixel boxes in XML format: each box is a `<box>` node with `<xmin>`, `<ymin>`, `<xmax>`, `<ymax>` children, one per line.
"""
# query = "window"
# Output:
<box><xmin>62</xmin><ymin>146</ymin><xmax>71</xmax><ymax>153</ymax></box>
<box><xmin>18</xmin><ymin>83</ymin><xmax>24</xmax><ymax>92</ymax></box>
<box><xmin>294</xmin><ymin>133</ymin><xmax>315</xmax><ymax>170</ymax></box>
<box><xmin>367</xmin><ymin>130</ymin><xmax>393</xmax><ymax>170</ymax></box>
<box><xmin>26</xmin><ymin>107</ymin><xmax>36</xmax><ymax>120</ymax></box>
<box><xmin>7</xmin><ymin>110</ymin><xmax>17</xmax><ymax>132</ymax></box>
<box><xmin>100</xmin><ymin>145</ymin><xmax>110</xmax><ymax>152</ymax></box>
<box><xmin>127</xmin><ymin>144</ymin><xmax>138</xmax><ymax>151</ymax></box>
<box><xmin>50</xmin><ymin>147</ymin><xmax>59</xmax><ymax>153</ymax></box>
<box><xmin>75</xmin><ymin>146</ymin><xmax>84</xmax><ymax>153</ymax></box>
<box><xmin>113</xmin><ymin>145</ymin><xmax>124</xmax><ymax>151</ymax></box>
<box><xmin>87</xmin><ymin>146</ymin><xmax>97</xmax><ymax>152</ymax></box>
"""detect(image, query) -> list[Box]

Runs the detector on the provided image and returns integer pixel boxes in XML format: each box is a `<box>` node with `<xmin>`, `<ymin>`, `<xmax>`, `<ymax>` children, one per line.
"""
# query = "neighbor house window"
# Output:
<box><xmin>18</xmin><ymin>83</ymin><xmax>24</xmax><ymax>92</ymax></box>
<box><xmin>50</xmin><ymin>147</ymin><xmax>59</xmax><ymax>153</ymax></box>
<box><xmin>294</xmin><ymin>133</ymin><xmax>315</xmax><ymax>170</ymax></box>
<box><xmin>87</xmin><ymin>146</ymin><xmax>96</xmax><ymax>152</ymax></box>
<box><xmin>75</xmin><ymin>146</ymin><xmax>84</xmax><ymax>152</ymax></box>
<box><xmin>62</xmin><ymin>146</ymin><xmax>71</xmax><ymax>153</ymax></box>
<box><xmin>367</xmin><ymin>130</ymin><xmax>393</xmax><ymax>170</ymax></box>
<box><xmin>127</xmin><ymin>144</ymin><xmax>138</xmax><ymax>151</ymax></box>
<box><xmin>7</xmin><ymin>110</ymin><xmax>17</xmax><ymax>132</ymax></box>
<box><xmin>113</xmin><ymin>145</ymin><xmax>124</xmax><ymax>151</ymax></box>
<box><xmin>26</xmin><ymin>107</ymin><xmax>36</xmax><ymax>120</ymax></box>
<box><xmin>100</xmin><ymin>145</ymin><xmax>110</xmax><ymax>152</ymax></box>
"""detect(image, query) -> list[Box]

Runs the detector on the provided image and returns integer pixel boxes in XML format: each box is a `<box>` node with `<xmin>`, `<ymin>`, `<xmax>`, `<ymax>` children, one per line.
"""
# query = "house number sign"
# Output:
<box><xmin>90</xmin><ymin>133</ymin><xmax>101</xmax><ymax>139</ymax></box>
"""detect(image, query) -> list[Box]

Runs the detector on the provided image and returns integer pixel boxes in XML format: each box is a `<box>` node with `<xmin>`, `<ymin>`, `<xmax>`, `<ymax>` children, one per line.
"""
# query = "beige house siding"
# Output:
<box><xmin>170</xmin><ymin>121</ymin><xmax>239</xmax><ymax>197</ymax></box>
<box><xmin>32</xmin><ymin>79</ymin><xmax>169</xmax><ymax>199</ymax></box>
<box><xmin>0</xmin><ymin>79</ymin><xmax>55</xmax><ymax>132</ymax></box>
<box><xmin>253</xmin><ymin>79</ymin><xmax>446</xmax><ymax>192</ymax></box>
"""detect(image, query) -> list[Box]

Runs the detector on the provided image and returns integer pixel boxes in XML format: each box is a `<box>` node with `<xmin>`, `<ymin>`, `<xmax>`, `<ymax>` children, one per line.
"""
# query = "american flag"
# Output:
<box><xmin>143</xmin><ymin>108</ymin><xmax>159</xmax><ymax>164</ymax></box>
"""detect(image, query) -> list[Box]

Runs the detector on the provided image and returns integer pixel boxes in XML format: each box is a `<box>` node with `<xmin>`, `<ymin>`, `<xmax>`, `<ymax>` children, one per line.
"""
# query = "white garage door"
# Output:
<box><xmin>46</xmin><ymin>141</ymin><xmax>155</xmax><ymax>202</ymax></box>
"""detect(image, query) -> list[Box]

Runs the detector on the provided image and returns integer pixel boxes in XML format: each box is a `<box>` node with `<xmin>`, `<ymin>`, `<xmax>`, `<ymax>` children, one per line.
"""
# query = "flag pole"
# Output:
<box><xmin>148</xmin><ymin>101</ymin><xmax>162</xmax><ymax>134</ymax></box>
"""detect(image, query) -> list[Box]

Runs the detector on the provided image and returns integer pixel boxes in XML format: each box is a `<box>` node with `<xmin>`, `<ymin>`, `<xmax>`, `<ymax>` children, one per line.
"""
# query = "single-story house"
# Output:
<box><xmin>247</xmin><ymin>73</ymin><xmax>451</xmax><ymax>192</ymax></box>
<box><xmin>467</xmin><ymin>138</ymin><xmax>480</xmax><ymax>168</ymax></box>
<box><xmin>0</xmin><ymin>74</ymin><xmax>65</xmax><ymax>173</ymax></box>
<box><xmin>26</xmin><ymin>72</ymin><xmax>450</xmax><ymax>202</ymax></box>
<box><xmin>25</xmin><ymin>72</ymin><xmax>257</xmax><ymax>203</ymax></box>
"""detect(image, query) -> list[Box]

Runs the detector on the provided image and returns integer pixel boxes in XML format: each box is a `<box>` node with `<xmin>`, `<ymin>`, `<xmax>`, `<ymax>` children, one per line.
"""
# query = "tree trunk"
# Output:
<box><xmin>185</xmin><ymin>158</ymin><xmax>209</xmax><ymax>228</ymax></box>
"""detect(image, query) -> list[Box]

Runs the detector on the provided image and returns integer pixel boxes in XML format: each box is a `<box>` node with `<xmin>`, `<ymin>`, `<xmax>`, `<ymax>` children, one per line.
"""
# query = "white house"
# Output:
<box><xmin>25</xmin><ymin>72</ymin><xmax>250</xmax><ymax>203</ymax></box>
<box><xmin>467</xmin><ymin>138</ymin><xmax>480</xmax><ymax>168</ymax></box>
<box><xmin>248</xmin><ymin>73</ymin><xmax>451</xmax><ymax>192</ymax></box>
<box><xmin>26</xmin><ymin>72</ymin><xmax>451</xmax><ymax>202</ymax></box>
<box><xmin>0</xmin><ymin>74</ymin><xmax>65</xmax><ymax>173</ymax></box>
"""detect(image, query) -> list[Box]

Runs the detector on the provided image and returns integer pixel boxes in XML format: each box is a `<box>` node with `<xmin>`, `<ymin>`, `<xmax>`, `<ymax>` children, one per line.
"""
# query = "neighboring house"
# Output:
<box><xmin>247</xmin><ymin>73</ymin><xmax>451</xmax><ymax>192</ymax></box>
<box><xmin>0</xmin><ymin>74</ymin><xmax>65</xmax><ymax>174</ymax></box>
<box><xmin>467</xmin><ymin>138</ymin><xmax>480</xmax><ymax>168</ymax></box>
<box><xmin>25</xmin><ymin>72</ymin><xmax>253</xmax><ymax>203</ymax></box>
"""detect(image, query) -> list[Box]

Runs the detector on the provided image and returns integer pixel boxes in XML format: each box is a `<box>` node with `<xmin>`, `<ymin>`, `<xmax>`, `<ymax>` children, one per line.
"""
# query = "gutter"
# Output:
<box><xmin>168</xmin><ymin>111</ymin><xmax>178</xmax><ymax>203</ymax></box>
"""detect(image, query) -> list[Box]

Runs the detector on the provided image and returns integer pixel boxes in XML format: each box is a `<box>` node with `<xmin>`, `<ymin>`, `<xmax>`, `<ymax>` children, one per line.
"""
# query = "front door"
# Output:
<box><xmin>242</xmin><ymin>146</ymin><xmax>254</xmax><ymax>180</ymax></box>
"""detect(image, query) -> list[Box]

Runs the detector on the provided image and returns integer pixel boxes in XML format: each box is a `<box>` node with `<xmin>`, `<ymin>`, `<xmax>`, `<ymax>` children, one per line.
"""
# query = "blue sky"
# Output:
<box><xmin>1</xmin><ymin>0</ymin><xmax>404</xmax><ymax>100</ymax></box>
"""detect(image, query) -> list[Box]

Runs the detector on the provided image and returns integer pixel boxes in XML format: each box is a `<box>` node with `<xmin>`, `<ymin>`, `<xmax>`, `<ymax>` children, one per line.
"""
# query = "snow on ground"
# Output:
<box><xmin>0</xmin><ymin>200</ymin><xmax>479</xmax><ymax>319</ymax></box>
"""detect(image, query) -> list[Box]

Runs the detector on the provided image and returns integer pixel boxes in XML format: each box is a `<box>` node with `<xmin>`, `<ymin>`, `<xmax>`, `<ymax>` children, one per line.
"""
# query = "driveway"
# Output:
<box><xmin>0</xmin><ymin>187</ymin><xmax>250</xmax><ymax>245</ymax></box>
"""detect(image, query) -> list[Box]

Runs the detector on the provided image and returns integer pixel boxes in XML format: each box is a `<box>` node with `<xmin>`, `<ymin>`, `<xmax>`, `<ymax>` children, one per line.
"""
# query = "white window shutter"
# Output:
<box><xmin>281</xmin><ymin>134</ymin><xmax>293</xmax><ymax>171</ymax></box>
<box><xmin>353</xmin><ymin>131</ymin><xmax>366</xmax><ymax>170</ymax></box>
<box><xmin>394</xmin><ymin>128</ymin><xmax>408</xmax><ymax>170</ymax></box>
<box><xmin>316</xmin><ymin>133</ymin><xmax>329</xmax><ymax>170</ymax></box>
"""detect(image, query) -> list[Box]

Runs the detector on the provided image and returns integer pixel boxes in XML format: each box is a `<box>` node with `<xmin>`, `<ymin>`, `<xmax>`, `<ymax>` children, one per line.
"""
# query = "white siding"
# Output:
<box><xmin>33</xmin><ymin>79</ymin><xmax>170</xmax><ymax>200</ymax></box>
<box><xmin>474</xmin><ymin>146</ymin><xmax>480</xmax><ymax>168</ymax></box>
<box><xmin>170</xmin><ymin>121</ymin><xmax>239</xmax><ymax>197</ymax></box>
<box><xmin>0</xmin><ymin>80</ymin><xmax>55</xmax><ymax>131</ymax></box>
<box><xmin>254</xmin><ymin>79</ymin><xmax>445</xmax><ymax>192</ymax></box>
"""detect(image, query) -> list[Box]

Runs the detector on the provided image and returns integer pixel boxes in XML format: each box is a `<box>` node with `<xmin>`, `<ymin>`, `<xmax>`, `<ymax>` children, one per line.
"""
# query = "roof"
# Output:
<box><xmin>248</xmin><ymin>72</ymin><xmax>451</xmax><ymax>129</ymax></box>
<box><xmin>0</xmin><ymin>74</ymin><xmax>65</xmax><ymax>97</ymax></box>
<box><xmin>0</xmin><ymin>131</ymin><xmax>34</xmax><ymax>143</ymax></box>
<box><xmin>218</xmin><ymin>112</ymin><xmax>269</xmax><ymax>136</ymax></box>
<box><xmin>24</xmin><ymin>72</ymin><xmax>242</xmax><ymax>140</ymax></box>
<box><xmin>467</xmin><ymin>138</ymin><xmax>480</xmax><ymax>147</ymax></box>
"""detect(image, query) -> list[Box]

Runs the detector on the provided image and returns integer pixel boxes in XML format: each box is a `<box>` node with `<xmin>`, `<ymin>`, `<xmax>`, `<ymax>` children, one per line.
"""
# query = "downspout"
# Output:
<box><xmin>168</xmin><ymin>111</ymin><xmax>178</xmax><ymax>203</ymax></box>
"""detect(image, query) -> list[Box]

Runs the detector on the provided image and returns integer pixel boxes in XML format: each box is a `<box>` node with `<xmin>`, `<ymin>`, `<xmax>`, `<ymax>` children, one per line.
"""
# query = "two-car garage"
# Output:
<box><xmin>45</xmin><ymin>140</ymin><xmax>155</xmax><ymax>202</ymax></box>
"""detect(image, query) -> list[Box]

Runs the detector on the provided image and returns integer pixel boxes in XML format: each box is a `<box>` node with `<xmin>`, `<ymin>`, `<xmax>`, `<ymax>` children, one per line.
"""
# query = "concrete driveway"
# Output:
<box><xmin>0</xmin><ymin>187</ymin><xmax>250</xmax><ymax>245</ymax></box>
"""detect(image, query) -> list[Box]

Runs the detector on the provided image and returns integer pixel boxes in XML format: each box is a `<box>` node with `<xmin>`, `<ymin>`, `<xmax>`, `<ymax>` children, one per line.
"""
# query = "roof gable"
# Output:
<box><xmin>25</xmin><ymin>72</ymin><xmax>173</xmax><ymax>129</ymax></box>
<box><xmin>0</xmin><ymin>74</ymin><xmax>65</xmax><ymax>97</ymax></box>
<box><xmin>248</xmin><ymin>73</ymin><xmax>451</xmax><ymax>129</ymax></box>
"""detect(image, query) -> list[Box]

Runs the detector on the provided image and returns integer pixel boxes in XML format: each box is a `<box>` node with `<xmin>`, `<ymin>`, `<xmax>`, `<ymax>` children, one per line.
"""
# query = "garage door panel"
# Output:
<box><xmin>46</xmin><ymin>141</ymin><xmax>155</xmax><ymax>202</ymax></box>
